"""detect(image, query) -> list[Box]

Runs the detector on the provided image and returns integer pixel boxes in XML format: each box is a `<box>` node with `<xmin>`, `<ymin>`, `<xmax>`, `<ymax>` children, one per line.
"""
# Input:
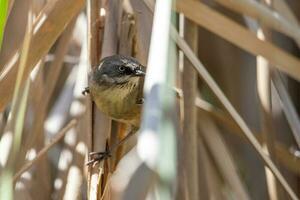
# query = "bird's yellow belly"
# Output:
<box><xmin>91</xmin><ymin>85</ymin><xmax>142</xmax><ymax>127</ymax></box>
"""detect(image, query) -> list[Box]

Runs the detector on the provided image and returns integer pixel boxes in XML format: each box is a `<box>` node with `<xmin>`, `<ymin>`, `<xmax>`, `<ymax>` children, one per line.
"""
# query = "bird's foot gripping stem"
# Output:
<box><xmin>82</xmin><ymin>87</ymin><xmax>90</xmax><ymax>96</ymax></box>
<box><xmin>85</xmin><ymin>130</ymin><xmax>136</xmax><ymax>166</ymax></box>
<box><xmin>86</xmin><ymin>149</ymin><xmax>112</xmax><ymax>166</ymax></box>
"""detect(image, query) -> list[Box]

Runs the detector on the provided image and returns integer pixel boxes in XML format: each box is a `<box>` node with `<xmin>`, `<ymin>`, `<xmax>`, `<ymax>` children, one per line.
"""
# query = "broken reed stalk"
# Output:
<box><xmin>87</xmin><ymin>0</ymin><xmax>122</xmax><ymax>198</ymax></box>
<box><xmin>86</xmin><ymin>0</ymin><xmax>104</xmax><ymax>199</ymax></box>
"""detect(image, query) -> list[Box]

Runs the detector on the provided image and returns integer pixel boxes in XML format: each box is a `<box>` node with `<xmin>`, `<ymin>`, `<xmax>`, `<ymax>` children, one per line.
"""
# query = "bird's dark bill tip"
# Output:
<box><xmin>82</xmin><ymin>87</ymin><xmax>90</xmax><ymax>96</ymax></box>
<box><xmin>134</xmin><ymin>69</ymin><xmax>146</xmax><ymax>77</ymax></box>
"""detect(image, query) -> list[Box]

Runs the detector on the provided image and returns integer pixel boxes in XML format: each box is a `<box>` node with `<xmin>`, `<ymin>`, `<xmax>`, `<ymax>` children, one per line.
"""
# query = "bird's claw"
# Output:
<box><xmin>86</xmin><ymin>150</ymin><xmax>112</xmax><ymax>166</ymax></box>
<box><xmin>136</xmin><ymin>98</ymin><xmax>144</xmax><ymax>105</ymax></box>
<box><xmin>82</xmin><ymin>87</ymin><xmax>90</xmax><ymax>96</ymax></box>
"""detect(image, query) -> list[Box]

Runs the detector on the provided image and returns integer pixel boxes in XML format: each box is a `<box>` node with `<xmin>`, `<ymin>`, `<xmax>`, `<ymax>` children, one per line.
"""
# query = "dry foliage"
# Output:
<box><xmin>0</xmin><ymin>0</ymin><xmax>300</xmax><ymax>199</ymax></box>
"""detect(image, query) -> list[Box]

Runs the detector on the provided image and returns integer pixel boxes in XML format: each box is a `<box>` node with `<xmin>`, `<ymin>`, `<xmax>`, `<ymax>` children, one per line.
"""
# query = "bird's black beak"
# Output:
<box><xmin>133</xmin><ymin>69</ymin><xmax>146</xmax><ymax>77</ymax></box>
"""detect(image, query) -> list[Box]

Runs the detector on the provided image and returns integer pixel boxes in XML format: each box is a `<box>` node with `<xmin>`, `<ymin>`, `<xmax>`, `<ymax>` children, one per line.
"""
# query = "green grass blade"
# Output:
<box><xmin>0</xmin><ymin>0</ymin><xmax>8</xmax><ymax>49</ymax></box>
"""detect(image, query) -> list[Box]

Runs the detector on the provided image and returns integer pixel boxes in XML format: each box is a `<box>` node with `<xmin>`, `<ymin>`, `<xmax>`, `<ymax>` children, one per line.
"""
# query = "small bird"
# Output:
<box><xmin>83</xmin><ymin>55</ymin><xmax>146</xmax><ymax>164</ymax></box>
<box><xmin>87</xmin><ymin>55</ymin><xmax>145</xmax><ymax>127</ymax></box>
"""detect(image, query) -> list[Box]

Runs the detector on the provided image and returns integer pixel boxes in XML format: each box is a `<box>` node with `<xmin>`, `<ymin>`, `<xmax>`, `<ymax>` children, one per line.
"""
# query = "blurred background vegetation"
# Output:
<box><xmin>0</xmin><ymin>0</ymin><xmax>300</xmax><ymax>199</ymax></box>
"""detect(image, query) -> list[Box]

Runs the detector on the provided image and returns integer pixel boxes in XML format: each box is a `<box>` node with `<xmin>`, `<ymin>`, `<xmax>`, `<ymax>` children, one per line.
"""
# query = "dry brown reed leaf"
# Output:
<box><xmin>0</xmin><ymin>0</ymin><xmax>29</xmax><ymax>72</ymax></box>
<box><xmin>171</xmin><ymin>25</ymin><xmax>299</xmax><ymax>200</ymax></box>
<box><xmin>7</xmin><ymin>0</ymin><xmax>15</xmax><ymax>15</ymax></box>
<box><xmin>272</xmin><ymin>0</ymin><xmax>300</xmax><ymax>152</ymax></box>
<box><xmin>199</xmin><ymin>115</ymin><xmax>251</xmax><ymax>200</ymax></box>
<box><xmin>13</xmin><ymin>119</ymin><xmax>77</xmax><ymax>183</ymax></box>
<box><xmin>0</xmin><ymin>0</ymin><xmax>84</xmax><ymax>112</ymax></box>
<box><xmin>2</xmin><ymin>6</ymin><xmax>34</xmax><ymax>192</ymax></box>
<box><xmin>273</xmin><ymin>71</ymin><xmax>300</xmax><ymax>148</ymax></box>
<box><xmin>272</xmin><ymin>0</ymin><xmax>298</xmax><ymax>26</ymax></box>
<box><xmin>195</xmin><ymin>98</ymin><xmax>300</xmax><ymax>175</ymax></box>
<box><xmin>100</xmin><ymin>173</ymin><xmax>112</xmax><ymax>200</ymax></box>
<box><xmin>20</xmin><ymin>20</ymin><xmax>76</xmax><ymax>156</ymax></box>
<box><xmin>197</xmin><ymin>136</ymin><xmax>225</xmax><ymax>199</ymax></box>
<box><xmin>44</xmin><ymin>19</ymin><xmax>77</xmax><ymax>104</ymax></box>
<box><xmin>214</xmin><ymin>0</ymin><xmax>300</xmax><ymax>46</ymax></box>
<box><xmin>175</xmin><ymin>0</ymin><xmax>300</xmax><ymax>82</ymax></box>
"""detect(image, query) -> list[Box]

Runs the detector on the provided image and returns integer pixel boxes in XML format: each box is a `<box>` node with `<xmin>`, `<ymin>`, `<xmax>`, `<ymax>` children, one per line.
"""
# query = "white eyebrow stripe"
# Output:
<box><xmin>98</xmin><ymin>61</ymin><xmax>104</xmax><ymax>70</ymax></box>
<box><xmin>125</xmin><ymin>62</ymin><xmax>137</xmax><ymax>70</ymax></box>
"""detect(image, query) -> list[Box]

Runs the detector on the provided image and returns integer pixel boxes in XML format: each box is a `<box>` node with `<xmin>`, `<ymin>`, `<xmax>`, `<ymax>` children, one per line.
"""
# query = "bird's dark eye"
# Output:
<box><xmin>119</xmin><ymin>66</ymin><xmax>125</xmax><ymax>72</ymax></box>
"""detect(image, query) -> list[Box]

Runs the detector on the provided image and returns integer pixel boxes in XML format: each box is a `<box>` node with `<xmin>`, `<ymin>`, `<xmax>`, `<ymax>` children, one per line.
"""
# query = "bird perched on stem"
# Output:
<box><xmin>83</xmin><ymin>55</ymin><xmax>146</xmax><ymax>164</ymax></box>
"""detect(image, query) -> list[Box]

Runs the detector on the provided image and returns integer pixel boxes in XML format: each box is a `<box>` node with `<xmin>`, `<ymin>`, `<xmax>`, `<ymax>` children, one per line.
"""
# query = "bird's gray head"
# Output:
<box><xmin>90</xmin><ymin>55</ymin><xmax>145</xmax><ymax>87</ymax></box>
